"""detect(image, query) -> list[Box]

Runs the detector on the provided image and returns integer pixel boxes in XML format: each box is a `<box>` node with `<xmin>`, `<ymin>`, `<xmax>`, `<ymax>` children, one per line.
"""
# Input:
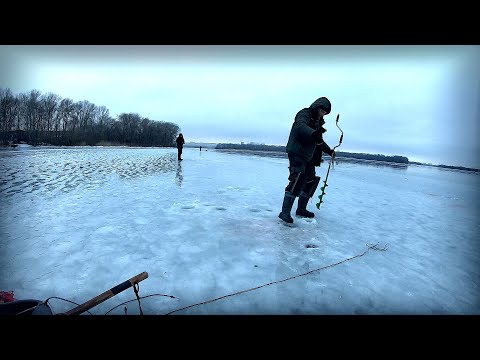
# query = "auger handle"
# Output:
<box><xmin>64</xmin><ymin>272</ymin><xmax>148</xmax><ymax>315</ymax></box>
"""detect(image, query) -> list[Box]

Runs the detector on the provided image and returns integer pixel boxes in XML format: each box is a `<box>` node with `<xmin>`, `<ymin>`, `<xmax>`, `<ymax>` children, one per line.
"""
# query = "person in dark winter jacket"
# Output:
<box><xmin>278</xmin><ymin>97</ymin><xmax>335</xmax><ymax>224</ymax></box>
<box><xmin>176</xmin><ymin>133</ymin><xmax>185</xmax><ymax>160</ymax></box>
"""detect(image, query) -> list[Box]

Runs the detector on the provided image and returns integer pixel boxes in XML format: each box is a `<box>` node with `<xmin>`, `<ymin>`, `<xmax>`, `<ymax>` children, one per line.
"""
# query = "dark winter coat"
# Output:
<box><xmin>285</xmin><ymin>97</ymin><xmax>334</xmax><ymax>164</ymax></box>
<box><xmin>176</xmin><ymin>135</ymin><xmax>185</xmax><ymax>149</ymax></box>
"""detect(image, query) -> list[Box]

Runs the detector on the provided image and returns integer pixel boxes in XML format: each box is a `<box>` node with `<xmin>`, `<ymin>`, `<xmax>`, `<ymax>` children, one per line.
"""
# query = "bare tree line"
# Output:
<box><xmin>0</xmin><ymin>87</ymin><xmax>180</xmax><ymax>147</ymax></box>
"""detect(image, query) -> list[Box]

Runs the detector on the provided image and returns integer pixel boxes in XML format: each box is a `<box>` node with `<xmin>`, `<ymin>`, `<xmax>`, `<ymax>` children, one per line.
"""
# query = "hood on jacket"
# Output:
<box><xmin>309</xmin><ymin>97</ymin><xmax>331</xmax><ymax>114</ymax></box>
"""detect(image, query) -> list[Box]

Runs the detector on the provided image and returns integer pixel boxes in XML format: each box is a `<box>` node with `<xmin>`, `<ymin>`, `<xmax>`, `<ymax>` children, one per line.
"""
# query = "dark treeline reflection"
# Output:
<box><xmin>216</xmin><ymin>143</ymin><xmax>409</xmax><ymax>165</ymax></box>
<box><xmin>0</xmin><ymin>87</ymin><xmax>181</xmax><ymax>148</ymax></box>
<box><xmin>216</xmin><ymin>143</ymin><xmax>479</xmax><ymax>172</ymax></box>
<box><xmin>217</xmin><ymin>147</ymin><xmax>409</xmax><ymax>170</ymax></box>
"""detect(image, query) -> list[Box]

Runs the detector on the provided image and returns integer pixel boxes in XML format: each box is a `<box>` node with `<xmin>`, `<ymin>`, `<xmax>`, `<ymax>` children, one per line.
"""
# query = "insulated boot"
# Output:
<box><xmin>296</xmin><ymin>192</ymin><xmax>315</xmax><ymax>218</ymax></box>
<box><xmin>278</xmin><ymin>191</ymin><xmax>296</xmax><ymax>224</ymax></box>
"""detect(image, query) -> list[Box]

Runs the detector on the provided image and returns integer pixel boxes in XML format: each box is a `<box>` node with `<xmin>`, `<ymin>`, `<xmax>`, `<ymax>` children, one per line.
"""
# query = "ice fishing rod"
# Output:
<box><xmin>316</xmin><ymin>114</ymin><xmax>343</xmax><ymax>209</ymax></box>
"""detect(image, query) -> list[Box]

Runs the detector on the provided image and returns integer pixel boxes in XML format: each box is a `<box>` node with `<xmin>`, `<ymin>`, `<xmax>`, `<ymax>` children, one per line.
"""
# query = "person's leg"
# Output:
<box><xmin>296</xmin><ymin>163</ymin><xmax>319</xmax><ymax>218</ymax></box>
<box><xmin>279</xmin><ymin>154</ymin><xmax>306</xmax><ymax>223</ymax></box>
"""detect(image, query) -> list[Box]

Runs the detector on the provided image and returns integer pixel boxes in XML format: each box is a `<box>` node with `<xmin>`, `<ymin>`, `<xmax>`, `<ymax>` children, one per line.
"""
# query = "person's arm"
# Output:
<box><xmin>319</xmin><ymin>141</ymin><xmax>334</xmax><ymax>157</ymax></box>
<box><xmin>293</xmin><ymin>111</ymin><xmax>316</xmax><ymax>142</ymax></box>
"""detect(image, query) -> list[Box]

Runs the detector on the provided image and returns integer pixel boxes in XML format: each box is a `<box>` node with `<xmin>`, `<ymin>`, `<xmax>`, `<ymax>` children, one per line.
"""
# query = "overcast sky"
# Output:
<box><xmin>1</xmin><ymin>45</ymin><xmax>479</xmax><ymax>168</ymax></box>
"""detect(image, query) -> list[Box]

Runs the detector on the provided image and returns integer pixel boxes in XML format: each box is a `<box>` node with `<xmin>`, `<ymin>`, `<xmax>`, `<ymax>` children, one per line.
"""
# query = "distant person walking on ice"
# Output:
<box><xmin>278</xmin><ymin>97</ymin><xmax>336</xmax><ymax>224</ymax></box>
<box><xmin>176</xmin><ymin>133</ymin><xmax>185</xmax><ymax>160</ymax></box>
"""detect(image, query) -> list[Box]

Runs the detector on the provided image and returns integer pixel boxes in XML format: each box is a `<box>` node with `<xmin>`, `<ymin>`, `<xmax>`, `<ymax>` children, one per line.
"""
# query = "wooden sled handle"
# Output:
<box><xmin>64</xmin><ymin>271</ymin><xmax>148</xmax><ymax>315</ymax></box>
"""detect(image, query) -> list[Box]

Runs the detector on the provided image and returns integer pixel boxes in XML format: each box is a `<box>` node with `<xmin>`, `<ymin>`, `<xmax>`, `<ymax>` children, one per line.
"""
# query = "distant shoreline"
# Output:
<box><xmin>188</xmin><ymin>142</ymin><xmax>480</xmax><ymax>173</ymax></box>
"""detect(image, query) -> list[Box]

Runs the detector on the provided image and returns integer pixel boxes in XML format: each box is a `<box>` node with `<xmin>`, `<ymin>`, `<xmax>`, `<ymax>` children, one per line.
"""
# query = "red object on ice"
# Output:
<box><xmin>0</xmin><ymin>291</ymin><xmax>16</xmax><ymax>303</ymax></box>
